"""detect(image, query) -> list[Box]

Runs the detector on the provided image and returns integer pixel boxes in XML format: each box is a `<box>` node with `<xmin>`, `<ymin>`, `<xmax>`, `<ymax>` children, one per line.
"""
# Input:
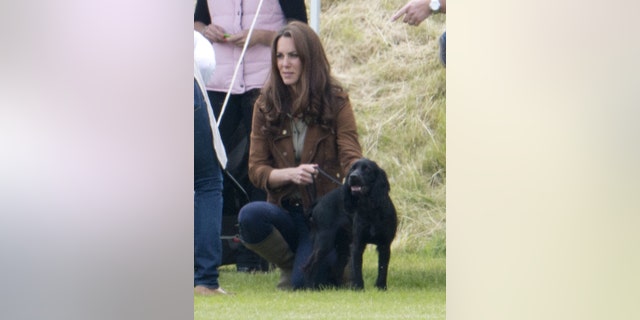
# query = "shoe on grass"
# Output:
<box><xmin>194</xmin><ymin>285</ymin><xmax>230</xmax><ymax>296</ymax></box>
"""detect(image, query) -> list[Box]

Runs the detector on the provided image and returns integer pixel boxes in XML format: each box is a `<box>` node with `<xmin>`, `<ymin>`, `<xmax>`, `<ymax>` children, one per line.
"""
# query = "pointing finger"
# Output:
<box><xmin>390</xmin><ymin>4</ymin><xmax>409</xmax><ymax>22</ymax></box>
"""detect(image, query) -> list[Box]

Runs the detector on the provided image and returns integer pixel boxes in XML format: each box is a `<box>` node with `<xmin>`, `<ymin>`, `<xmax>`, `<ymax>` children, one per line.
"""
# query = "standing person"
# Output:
<box><xmin>391</xmin><ymin>0</ymin><xmax>447</xmax><ymax>66</ymax></box>
<box><xmin>238</xmin><ymin>21</ymin><xmax>363</xmax><ymax>290</ymax></box>
<box><xmin>194</xmin><ymin>31</ymin><xmax>228</xmax><ymax>296</ymax></box>
<box><xmin>193</xmin><ymin>0</ymin><xmax>308</xmax><ymax>273</ymax></box>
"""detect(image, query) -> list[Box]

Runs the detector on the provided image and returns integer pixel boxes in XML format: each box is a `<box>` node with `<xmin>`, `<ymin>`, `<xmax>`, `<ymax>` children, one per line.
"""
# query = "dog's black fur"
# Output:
<box><xmin>303</xmin><ymin>158</ymin><xmax>398</xmax><ymax>290</ymax></box>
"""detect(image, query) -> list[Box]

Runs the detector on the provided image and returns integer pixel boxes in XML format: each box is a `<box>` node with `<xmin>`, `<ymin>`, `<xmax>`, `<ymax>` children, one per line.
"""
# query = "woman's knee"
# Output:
<box><xmin>238</xmin><ymin>202</ymin><xmax>273</xmax><ymax>244</ymax></box>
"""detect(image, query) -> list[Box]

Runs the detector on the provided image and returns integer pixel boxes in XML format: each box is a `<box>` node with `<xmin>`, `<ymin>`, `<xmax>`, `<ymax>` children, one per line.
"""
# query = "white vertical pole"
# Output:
<box><xmin>310</xmin><ymin>0</ymin><xmax>321</xmax><ymax>34</ymax></box>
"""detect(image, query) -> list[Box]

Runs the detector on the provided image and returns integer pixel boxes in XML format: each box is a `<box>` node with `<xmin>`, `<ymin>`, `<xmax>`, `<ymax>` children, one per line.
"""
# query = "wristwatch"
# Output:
<box><xmin>429</xmin><ymin>0</ymin><xmax>441</xmax><ymax>13</ymax></box>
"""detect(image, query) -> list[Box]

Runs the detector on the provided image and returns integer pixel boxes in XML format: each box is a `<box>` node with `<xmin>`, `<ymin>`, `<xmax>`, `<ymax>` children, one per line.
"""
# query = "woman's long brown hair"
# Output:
<box><xmin>257</xmin><ymin>21</ymin><xmax>346</xmax><ymax>136</ymax></box>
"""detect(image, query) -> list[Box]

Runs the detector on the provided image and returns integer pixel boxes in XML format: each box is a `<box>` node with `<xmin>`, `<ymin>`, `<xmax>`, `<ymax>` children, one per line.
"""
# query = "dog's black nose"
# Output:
<box><xmin>349</xmin><ymin>173</ymin><xmax>362</xmax><ymax>185</ymax></box>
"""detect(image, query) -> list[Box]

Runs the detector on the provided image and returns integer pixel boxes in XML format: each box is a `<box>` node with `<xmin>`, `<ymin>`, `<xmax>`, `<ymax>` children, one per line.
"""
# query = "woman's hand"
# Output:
<box><xmin>226</xmin><ymin>29</ymin><xmax>275</xmax><ymax>48</ymax></box>
<box><xmin>201</xmin><ymin>23</ymin><xmax>228</xmax><ymax>43</ymax></box>
<box><xmin>289</xmin><ymin>164</ymin><xmax>319</xmax><ymax>186</ymax></box>
<box><xmin>268</xmin><ymin>164</ymin><xmax>319</xmax><ymax>188</ymax></box>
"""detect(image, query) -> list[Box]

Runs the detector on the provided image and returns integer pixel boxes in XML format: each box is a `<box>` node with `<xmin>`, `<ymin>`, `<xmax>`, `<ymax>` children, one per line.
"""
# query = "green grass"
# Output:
<box><xmin>195</xmin><ymin>247</ymin><xmax>445</xmax><ymax>320</ymax></box>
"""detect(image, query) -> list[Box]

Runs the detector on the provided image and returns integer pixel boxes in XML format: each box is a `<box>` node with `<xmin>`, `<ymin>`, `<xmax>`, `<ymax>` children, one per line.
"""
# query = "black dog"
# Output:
<box><xmin>304</xmin><ymin>158</ymin><xmax>398</xmax><ymax>290</ymax></box>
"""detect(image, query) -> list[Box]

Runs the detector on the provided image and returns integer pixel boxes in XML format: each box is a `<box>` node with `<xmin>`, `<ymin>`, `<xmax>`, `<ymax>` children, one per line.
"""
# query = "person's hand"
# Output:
<box><xmin>226</xmin><ymin>30</ymin><xmax>251</xmax><ymax>48</ymax></box>
<box><xmin>290</xmin><ymin>164</ymin><xmax>319</xmax><ymax>186</ymax></box>
<box><xmin>226</xmin><ymin>29</ymin><xmax>273</xmax><ymax>48</ymax></box>
<box><xmin>201</xmin><ymin>23</ymin><xmax>228</xmax><ymax>43</ymax></box>
<box><xmin>390</xmin><ymin>0</ymin><xmax>431</xmax><ymax>26</ymax></box>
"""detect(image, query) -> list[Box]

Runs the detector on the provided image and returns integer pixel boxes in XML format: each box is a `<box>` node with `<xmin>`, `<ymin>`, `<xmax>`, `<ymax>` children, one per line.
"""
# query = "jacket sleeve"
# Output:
<box><xmin>279</xmin><ymin>0</ymin><xmax>308</xmax><ymax>23</ymax></box>
<box><xmin>247</xmin><ymin>102</ymin><xmax>275</xmax><ymax>191</ymax></box>
<box><xmin>194</xmin><ymin>0</ymin><xmax>211</xmax><ymax>24</ymax></box>
<box><xmin>335</xmin><ymin>96</ymin><xmax>363</xmax><ymax>175</ymax></box>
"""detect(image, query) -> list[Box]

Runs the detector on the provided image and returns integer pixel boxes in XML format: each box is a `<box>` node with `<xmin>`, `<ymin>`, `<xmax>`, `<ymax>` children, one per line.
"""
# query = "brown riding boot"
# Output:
<box><xmin>242</xmin><ymin>228</ymin><xmax>295</xmax><ymax>290</ymax></box>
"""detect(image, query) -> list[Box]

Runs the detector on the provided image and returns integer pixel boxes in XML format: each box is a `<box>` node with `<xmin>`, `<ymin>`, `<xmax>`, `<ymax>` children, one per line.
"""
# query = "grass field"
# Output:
<box><xmin>195</xmin><ymin>247</ymin><xmax>445</xmax><ymax>319</ymax></box>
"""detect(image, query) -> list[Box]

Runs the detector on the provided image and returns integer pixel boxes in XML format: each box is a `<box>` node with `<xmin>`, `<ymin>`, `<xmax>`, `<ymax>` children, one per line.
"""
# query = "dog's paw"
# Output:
<box><xmin>375</xmin><ymin>284</ymin><xmax>388</xmax><ymax>291</ymax></box>
<box><xmin>350</xmin><ymin>281</ymin><xmax>365</xmax><ymax>291</ymax></box>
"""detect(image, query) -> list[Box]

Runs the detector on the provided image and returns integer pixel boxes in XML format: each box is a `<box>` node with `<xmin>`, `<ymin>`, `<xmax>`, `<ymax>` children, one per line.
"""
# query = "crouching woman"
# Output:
<box><xmin>238</xmin><ymin>21</ymin><xmax>362</xmax><ymax>290</ymax></box>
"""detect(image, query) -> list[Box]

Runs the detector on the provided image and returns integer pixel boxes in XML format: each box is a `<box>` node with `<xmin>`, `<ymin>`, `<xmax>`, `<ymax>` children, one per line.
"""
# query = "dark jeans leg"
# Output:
<box><xmin>238</xmin><ymin>202</ymin><xmax>298</xmax><ymax>247</ymax></box>
<box><xmin>238</xmin><ymin>202</ymin><xmax>334</xmax><ymax>289</ymax></box>
<box><xmin>194</xmin><ymin>80</ymin><xmax>223</xmax><ymax>289</ymax></box>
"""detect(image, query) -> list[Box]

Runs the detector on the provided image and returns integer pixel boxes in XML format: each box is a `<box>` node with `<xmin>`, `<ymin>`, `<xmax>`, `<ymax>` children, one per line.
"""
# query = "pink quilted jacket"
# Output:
<box><xmin>205</xmin><ymin>0</ymin><xmax>286</xmax><ymax>93</ymax></box>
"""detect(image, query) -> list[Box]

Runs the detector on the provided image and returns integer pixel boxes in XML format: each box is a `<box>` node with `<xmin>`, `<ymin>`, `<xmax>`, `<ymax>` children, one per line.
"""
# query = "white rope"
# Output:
<box><xmin>216</xmin><ymin>0</ymin><xmax>266</xmax><ymax>128</ymax></box>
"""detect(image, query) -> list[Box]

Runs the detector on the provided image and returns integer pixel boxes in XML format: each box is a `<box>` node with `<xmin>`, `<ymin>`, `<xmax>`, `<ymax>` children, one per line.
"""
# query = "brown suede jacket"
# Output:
<box><xmin>248</xmin><ymin>94</ymin><xmax>363</xmax><ymax>210</ymax></box>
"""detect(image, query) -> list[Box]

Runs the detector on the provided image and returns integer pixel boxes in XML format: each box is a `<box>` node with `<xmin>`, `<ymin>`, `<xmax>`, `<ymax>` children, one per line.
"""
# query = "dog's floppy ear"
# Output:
<box><xmin>371</xmin><ymin>165</ymin><xmax>391</xmax><ymax>207</ymax></box>
<box><xmin>343</xmin><ymin>182</ymin><xmax>355</xmax><ymax>213</ymax></box>
<box><xmin>343</xmin><ymin>163</ymin><xmax>357</xmax><ymax>213</ymax></box>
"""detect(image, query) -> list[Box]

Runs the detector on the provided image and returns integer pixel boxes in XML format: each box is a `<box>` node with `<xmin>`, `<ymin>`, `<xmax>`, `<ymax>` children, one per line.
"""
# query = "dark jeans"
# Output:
<box><xmin>238</xmin><ymin>201</ymin><xmax>335</xmax><ymax>289</ymax></box>
<box><xmin>194</xmin><ymin>79</ymin><xmax>224</xmax><ymax>289</ymax></box>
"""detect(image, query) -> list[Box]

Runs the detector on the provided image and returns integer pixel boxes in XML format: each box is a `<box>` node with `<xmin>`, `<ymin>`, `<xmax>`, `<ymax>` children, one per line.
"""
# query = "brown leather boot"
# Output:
<box><xmin>243</xmin><ymin>228</ymin><xmax>294</xmax><ymax>290</ymax></box>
